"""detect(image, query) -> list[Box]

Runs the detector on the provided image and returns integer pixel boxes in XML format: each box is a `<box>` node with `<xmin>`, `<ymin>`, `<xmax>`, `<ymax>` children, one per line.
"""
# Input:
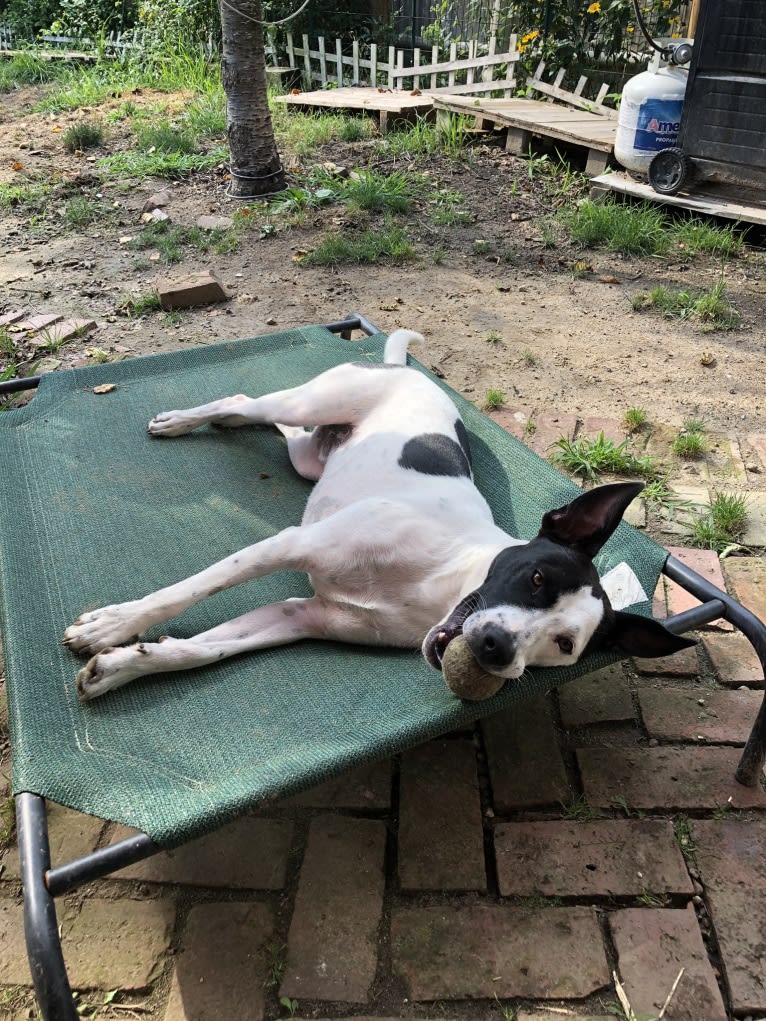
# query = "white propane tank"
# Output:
<box><xmin>614</xmin><ymin>52</ymin><xmax>688</xmax><ymax>175</ymax></box>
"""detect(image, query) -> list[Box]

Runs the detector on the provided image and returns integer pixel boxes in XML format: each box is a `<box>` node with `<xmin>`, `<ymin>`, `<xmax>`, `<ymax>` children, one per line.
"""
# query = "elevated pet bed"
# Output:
<box><xmin>1</xmin><ymin>315</ymin><xmax>765</xmax><ymax>1021</ymax></box>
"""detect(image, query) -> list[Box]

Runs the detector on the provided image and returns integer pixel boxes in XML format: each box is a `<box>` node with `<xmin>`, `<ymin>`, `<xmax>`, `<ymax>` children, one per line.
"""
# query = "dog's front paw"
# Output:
<box><xmin>76</xmin><ymin>645</ymin><xmax>146</xmax><ymax>700</ymax></box>
<box><xmin>64</xmin><ymin>605</ymin><xmax>140</xmax><ymax>656</ymax></box>
<box><xmin>147</xmin><ymin>411</ymin><xmax>198</xmax><ymax>437</ymax></box>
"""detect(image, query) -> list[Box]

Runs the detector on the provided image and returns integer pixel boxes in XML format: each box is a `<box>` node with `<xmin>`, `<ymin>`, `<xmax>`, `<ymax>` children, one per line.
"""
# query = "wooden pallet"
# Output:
<box><xmin>590</xmin><ymin>170</ymin><xmax>766</xmax><ymax>226</ymax></box>
<box><xmin>273</xmin><ymin>86</ymin><xmax>435</xmax><ymax>134</ymax></box>
<box><xmin>432</xmin><ymin>94</ymin><xmax>617</xmax><ymax>175</ymax></box>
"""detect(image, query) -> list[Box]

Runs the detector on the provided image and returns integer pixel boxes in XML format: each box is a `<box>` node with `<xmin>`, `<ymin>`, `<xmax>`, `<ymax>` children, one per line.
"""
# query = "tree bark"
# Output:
<box><xmin>219</xmin><ymin>0</ymin><xmax>286</xmax><ymax>198</ymax></box>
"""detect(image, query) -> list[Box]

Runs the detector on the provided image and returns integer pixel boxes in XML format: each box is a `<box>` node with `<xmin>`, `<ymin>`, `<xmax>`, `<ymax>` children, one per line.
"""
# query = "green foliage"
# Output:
<box><xmin>550</xmin><ymin>432</ymin><xmax>660</xmax><ymax>481</ymax></box>
<box><xmin>0</xmin><ymin>51</ymin><xmax>63</xmax><ymax>91</ymax></box>
<box><xmin>62</xmin><ymin>121</ymin><xmax>105</xmax><ymax>152</ymax></box>
<box><xmin>686</xmin><ymin>491</ymin><xmax>749</xmax><ymax>553</ymax></box>
<box><xmin>622</xmin><ymin>407</ymin><xmax>648</xmax><ymax>433</ymax></box>
<box><xmin>674</xmin><ymin>218</ymin><xmax>745</xmax><ymax>258</ymax></box>
<box><xmin>301</xmin><ymin>224</ymin><xmax>416</xmax><ymax>266</ymax></box>
<box><xmin>632</xmin><ymin>281</ymin><xmax>740</xmax><ymax>330</ymax></box>
<box><xmin>483</xmin><ymin>388</ymin><xmax>506</xmax><ymax>411</ymax></box>
<box><xmin>343</xmin><ymin>170</ymin><xmax>413</xmax><ymax>214</ymax></box>
<box><xmin>558</xmin><ymin>199</ymin><xmax>670</xmax><ymax>256</ymax></box>
<box><xmin>0</xmin><ymin>181</ymin><xmax>51</xmax><ymax>212</ymax></box>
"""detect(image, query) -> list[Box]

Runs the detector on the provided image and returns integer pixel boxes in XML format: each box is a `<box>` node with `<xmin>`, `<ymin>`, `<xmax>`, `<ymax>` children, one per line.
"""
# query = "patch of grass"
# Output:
<box><xmin>0</xmin><ymin>328</ymin><xmax>15</xmax><ymax>356</ymax></box>
<box><xmin>128</xmin><ymin>220</ymin><xmax>238</xmax><ymax>263</ymax></box>
<box><xmin>686</xmin><ymin>490</ymin><xmax>749</xmax><ymax>553</ymax></box>
<box><xmin>483</xmin><ymin>388</ymin><xmax>506</xmax><ymax>411</ymax></box>
<box><xmin>87</xmin><ymin>347</ymin><xmax>111</xmax><ymax>363</ymax></box>
<box><xmin>558</xmin><ymin>198</ymin><xmax>670</xmax><ymax>256</ymax></box>
<box><xmin>98</xmin><ymin>146</ymin><xmax>228</xmax><ymax>179</ymax></box>
<box><xmin>632</xmin><ymin>280</ymin><xmax>740</xmax><ymax>330</ymax></box>
<box><xmin>343</xmin><ymin>170</ymin><xmax>413</xmax><ymax>214</ymax></box>
<box><xmin>378</xmin><ymin>113</ymin><xmax>470</xmax><ymax>159</ymax></box>
<box><xmin>338</xmin><ymin>115</ymin><xmax>375</xmax><ymax>141</ymax></box>
<box><xmin>473</xmin><ymin>239</ymin><xmax>493</xmax><ymax>255</ymax></box>
<box><xmin>64</xmin><ymin>195</ymin><xmax>103</xmax><ymax>227</ymax></box>
<box><xmin>272</xmin><ymin>108</ymin><xmax>356</xmax><ymax>157</ymax></box>
<box><xmin>0</xmin><ymin>181</ymin><xmax>51</xmax><ymax>213</ymax></box>
<box><xmin>519</xmin><ymin>349</ymin><xmax>536</xmax><ymax>367</ymax></box>
<box><xmin>119</xmin><ymin>290</ymin><xmax>162</xmax><ymax>317</ymax></box>
<box><xmin>622</xmin><ymin>407</ymin><xmax>648</xmax><ymax>434</ymax></box>
<box><xmin>550</xmin><ymin>432</ymin><xmax>660</xmax><ymax>482</ymax></box>
<box><xmin>672</xmin><ymin>423</ymin><xmax>706</xmax><ymax>458</ymax></box>
<box><xmin>301</xmin><ymin>224</ymin><xmax>415</xmax><ymax>266</ymax></box>
<box><xmin>0</xmin><ymin>51</ymin><xmax>63</xmax><ymax>92</ymax></box>
<box><xmin>430</xmin><ymin>188</ymin><xmax>472</xmax><ymax>226</ymax></box>
<box><xmin>62</xmin><ymin>121</ymin><xmax>105</xmax><ymax>153</ymax></box>
<box><xmin>135</xmin><ymin>120</ymin><xmax>196</xmax><ymax>154</ymax></box>
<box><xmin>184</xmin><ymin>90</ymin><xmax>227</xmax><ymax>139</ymax></box>
<box><xmin>486</xmin><ymin>330</ymin><xmax>502</xmax><ymax>344</ymax></box>
<box><xmin>636</xmin><ymin>889</ymin><xmax>669</xmax><ymax>908</ymax></box>
<box><xmin>642</xmin><ymin>476</ymin><xmax>683</xmax><ymax>513</ymax></box>
<box><xmin>673</xmin><ymin>217</ymin><xmax>745</xmax><ymax>258</ymax></box>
<box><xmin>560</xmin><ymin>795</ymin><xmax>600</xmax><ymax>822</ymax></box>
<box><xmin>674</xmin><ymin>816</ymin><xmax>698</xmax><ymax>866</ymax></box>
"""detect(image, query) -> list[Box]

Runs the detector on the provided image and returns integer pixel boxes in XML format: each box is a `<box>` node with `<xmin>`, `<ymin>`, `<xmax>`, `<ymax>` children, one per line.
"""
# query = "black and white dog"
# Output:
<box><xmin>65</xmin><ymin>329</ymin><xmax>692</xmax><ymax>699</ymax></box>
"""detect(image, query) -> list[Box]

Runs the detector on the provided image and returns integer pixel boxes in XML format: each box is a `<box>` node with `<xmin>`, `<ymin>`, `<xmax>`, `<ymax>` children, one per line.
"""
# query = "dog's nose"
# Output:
<box><xmin>468</xmin><ymin>623</ymin><xmax>514</xmax><ymax>669</ymax></box>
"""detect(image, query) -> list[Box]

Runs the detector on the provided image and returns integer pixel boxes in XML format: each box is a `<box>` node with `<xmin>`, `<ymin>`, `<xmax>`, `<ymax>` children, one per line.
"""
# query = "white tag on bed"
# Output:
<box><xmin>600</xmin><ymin>562</ymin><xmax>649</xmax><ymax>611</ymax></box>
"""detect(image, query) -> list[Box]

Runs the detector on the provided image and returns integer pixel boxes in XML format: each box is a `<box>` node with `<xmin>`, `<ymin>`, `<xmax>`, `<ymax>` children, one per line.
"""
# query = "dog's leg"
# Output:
<box><xmin>274</xmin><ymin>424</ymin><xmax>324</xmax><ymax>482</ymax></box>
<box><xmin>147</xmin><ymin>362</ymin><xmax>405</xmax><ymax>437</ymax></box>
<box><xmin>64</xmin><ymin>523</ymin><xmax>311</xmax><ymax>656</ymax></box>
<box><xmin>75</xmin><ymin>597</ymin><xmax>329</xmax><ymax>699</ymax></box>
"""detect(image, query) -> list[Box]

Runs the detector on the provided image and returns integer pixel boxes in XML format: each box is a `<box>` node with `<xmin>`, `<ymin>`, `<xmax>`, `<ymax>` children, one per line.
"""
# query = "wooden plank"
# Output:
<box><xmin>274</xmin><ymin>86</ymin><xmax>434</xmax><ymax>115</ymax></box>
<box><xmin>590</xmin><ymin>171</ymin><xmax>766</xmax><ymax>226</ymax></box>
<box><xmin>529</xmin><ymin>78</ymin><xmax>617</xmax><ymax>117</ymax></box>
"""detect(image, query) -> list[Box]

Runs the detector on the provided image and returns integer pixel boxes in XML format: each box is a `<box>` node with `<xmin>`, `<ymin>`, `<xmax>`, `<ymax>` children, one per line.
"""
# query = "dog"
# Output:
<box><xmin>64</xmin><ymin>329</ymin><xmax>693</xmax><ymax>700</ymax></box>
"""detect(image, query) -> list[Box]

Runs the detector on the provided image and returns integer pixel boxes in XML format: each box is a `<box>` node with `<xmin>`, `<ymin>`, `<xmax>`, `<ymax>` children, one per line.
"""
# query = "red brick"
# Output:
<box><xmin>634</xmin><ymin>642</ymin><xmax>700</xmax><ymax>676</ymax></box>
<box><xmin>527</xmin><ymin>411</ymin><xmax>578</xmax><ymax>457</ymax></box>
<box><xmin>0</xmin><ymin>901</ymin><xmax>30</xmax><ymax>985</ymax></box>
<box><xmin>610</xmin><ymin>908</ymin><xmax>727</xmax><ymax>1021</ymax></box>
<box><xmin>638</xmin><ymin>686</ymin><xmax>762</xmax><ymax>744</ymax></box>
<box><xmin>4</xmin><ymin>802</ymin><xmax>103</xmax><ymax>879</ymax></box>
<box><xmin>391</xmin><ymin>904</ymin><xmax>609</xmax><ymax>1000</ymax></box>
<box><xmin>692</xmin><ymin>820</ymin><xmax>766</xmax><ymax>1012</ymax></box>
<box><xmin>490</xmin><ymin>406</ymin><xmax>533</xmax><ymax>440</ymax></box>
<box><xmin>748</xmin><ymin>433</ymin><xmax>766</xmax><ymax>471</ymax></box>
<box><xmin>32</xmin><ymin>318</ymin><xmax>96</xmax><ymax>346</ymax></box>
<box><xmin>482</xmin><ymin>695</ymin><xmax>571</xmax><ymax>810</ymax></box>
<box><xmin>164</xmin><ymin>902</ymin><xmax>272</xmax><ymax>1021</ymax></box>
<box><xmin>582</xmin><ymin>415</ymin><xmax>625</xmax><ymax>444</ymax></box>
<box><xmin>157</xmin><ymin>270</ymin><xmax>229</xmax><ymax>310</ymax></box>
<box><xmin>281</xmin><ymin>816</ymin><xmax>385</xmax><ymax>1003</ymax></box>
<box><xmin>285</xmin><ymin>758</ymin><xmax>391</xmax><ymax>808</ymax></box>
<box><xmin>558</xmin><ymin>662</ymin><xmax>634</xmax><ymax>728</ymax></box>
<box><xmin>703</xmin><ymin>631</ymin><xmax>764</xmax><ymax>687</ymax></box>
<box><xmin>109</xmin><ymin>816</ymin><xmax>292</xmax><ymax>889</ymax></box>
<box><xmin>398</xmin><ymin>738</ymin><xmax>485</xmax><ymax>891</ymax></box>
<box><xmin>0</xmin><ymin>309</ymin><xmax>28</xmax><ymax>327</ymax></box>
<box><xmin>495</xmin><ymin>819</ymin><xmax>692</xmax><ymax>897</ymax></box>
<box><xmin>724</xmin><ymin>557</ymin><xmax>766</xmax><ymax>625</ymax></box>
<box><xmin>665</xmin><ymin>545</ymin><xmax>729</xmax><ymax>629</ymax></box>
<box><xmin>11</xmin><ymin>313</ymin><xmax>63</xmax><ymax>332</ymax></box>
<box><xmin>577</xmin><ymin>746</ymin><xmax>766</xmax><ymax>810</ymax></box>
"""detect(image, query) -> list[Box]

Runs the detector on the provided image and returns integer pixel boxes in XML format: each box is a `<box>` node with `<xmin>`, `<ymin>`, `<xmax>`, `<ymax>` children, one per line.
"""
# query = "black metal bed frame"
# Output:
<box><xmin>4</xmin><ymin>314</ymin><xmax>766</xmax><ymax>1021</ymax></box>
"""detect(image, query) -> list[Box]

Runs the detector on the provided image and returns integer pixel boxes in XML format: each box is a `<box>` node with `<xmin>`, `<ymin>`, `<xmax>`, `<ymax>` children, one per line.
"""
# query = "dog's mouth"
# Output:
<box><xmin>423</xmin><ymin>622</ymin><xmax>464</xmax><ymax>670</ymax></box>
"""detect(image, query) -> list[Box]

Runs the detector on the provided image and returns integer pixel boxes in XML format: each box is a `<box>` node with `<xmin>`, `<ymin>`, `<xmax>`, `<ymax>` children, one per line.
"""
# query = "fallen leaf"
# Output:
<box><xmin>575</xmin><ymin>260</ymin><xmax>593</xmax><ymax>273</ymax></box>
<box><xmin>93</xmin><ymin>383</ymin><xmax>116</xmax><ymax>394</ymax></box>
<box><xmin>290</xmin><ymin>88</ymin><xmax>301</xmax><ymax>95</ymax></box>
<box><xmin>52</xmin><ymin>125</ymin><xmax>62</xmax><ymax>132</ymax></box>
<box><xmin>599</xmin><ymin>274</ymin><xmax>621</xmax><ymax>284</ymax></box>
<box><xmin>700</xmin><ymin>352</ymin><xmax>716</xmax><ymax>366</ymax></box>
<box><xmin>11</xmin><ymin>161</ymin><xmax>23</xmax><ymax>171</ymax></box>
<box><xmin>411</xmin><ymin>88</ymin><xmax>422</xmax><ymax>96</ymax></box>
<box><xmin>291</xmin><ymin>250</ymin><xmax>307</xmax><ymax>262</ymax></box>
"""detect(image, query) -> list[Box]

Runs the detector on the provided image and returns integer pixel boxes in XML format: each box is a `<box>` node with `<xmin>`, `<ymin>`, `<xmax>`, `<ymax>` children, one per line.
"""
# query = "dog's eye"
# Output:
<box><xmin>531</xmin><ymin>570</ymin><xmax>544</xmax><ymax>587</ymax></box>
<box><xmin>556</xmin><ymin>636</ymin><xmax>574</xmax><ymax>655</ymax></box>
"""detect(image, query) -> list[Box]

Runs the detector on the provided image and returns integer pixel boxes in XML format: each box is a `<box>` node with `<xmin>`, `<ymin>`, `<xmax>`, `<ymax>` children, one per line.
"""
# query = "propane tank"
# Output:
<box><xmin>614</xmin><ymin>51</ymin><xmax>688</xmax><ymax>176</ymax></box>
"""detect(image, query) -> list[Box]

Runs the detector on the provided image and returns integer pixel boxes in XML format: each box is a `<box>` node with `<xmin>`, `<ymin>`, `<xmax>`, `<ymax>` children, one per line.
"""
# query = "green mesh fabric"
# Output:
<box><xmin>0</xmin><ymin>327</ymin><xmax>668</xmax><ymax>847</ymax></box>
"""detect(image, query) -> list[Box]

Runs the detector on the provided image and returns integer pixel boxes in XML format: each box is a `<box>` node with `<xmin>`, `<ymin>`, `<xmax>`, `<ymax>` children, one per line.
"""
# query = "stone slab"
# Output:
<box><xmin>610</xmin><ymin>908</ymin><xmax>727</xmax><ymax>1021</ymax></box>
<box><xmin>4</xmin><ymin>802</ymin><xmax>103</xmax><ymax>880</ymax></box>
<box><xmin>398</xmin><ymin>738</ymin><xmax>485</xmax><ymax>891</ymax></box>
<box><xmin>526</xmin><ymin>411</ymin><xmax>578</xmax><ymax>457</ymax></box>
<box><xmin>692</xmin><ymin>819</ymin><xmax>766</xmax><ymax>1012</ymax></box>
<box><xmin>164</xmin><ymin>902</ymin><xmax>272</xmax><ymax>1021</ymax></box>
<box><xmin>702</xmin><ymin>631</ymin><xmax>765</xmax><ymax>687</ymax></box>
<box><xmin>391</xmin><ymin>904</ymin><xmax>609</xmax><ymax>1000</ymax></box>
<box><xmin>634</xmin><ymin>642</ymin><xmax>700</xmax><ymax>677</ymax></box>
<box><xmin>638</xmin><ymin>686</ymin><xmax>762</xmax><ymax>744</ymax></box>
<box><xmin>490</xmin><ymin>405</ymin><xmax>533</xmax><ymax>441</ymax></box>
<box><xmin>481</xmin><ymin>695</ymin><xmax>571</xmax><ymax>810</ymax></box>
<box><xmin>11</xmin><ymin>313</ymin><xmax>63</xmax><ymax>332</ymax></box>
<box><xmin>558</xmin><ymin>662</ymin><xmax>635</xmax><ymax>728</ymax></box>
<box><xmin>0</xmin><ymin>309</ymin><xmax>28</xmax><ymax>327</ymax></box>
<box><xmin>0</xmin><ymin>899</ymin><xmax>30</xmax><ymax>985</ymax></box>
<box><xmin>109</xmin><ymin>816</ymin><xmax>292</xmax><ymax>889</ymax></box>
<box><xmin>581</xmin><ymin>415</ymin><xmax>625</xmax><ymax>444</ymax></box>
<box><xmin>739</xmin><ymin>491</ymin><xmax>766</xmax><ymax>547</ymax></box>
<box><xmin>578</xmin><ymin>746</ymin><xmax>766</xmax><ymax>810</ymax></box>
<box><xmin>31</xmin><ymin>317</ymin><xmax>97</xmax><ymax>346</ymax></box>
<box><xmin>61</xmin><ymin>896</ymin><xmax>175</xmax><ymax>989</ymax></box>
<box><xmin>747</xmin><ymin>433</ymin><xmax>766</xmax><ymax>471</ymax></box>
<box><xmin>281</xmin><ymin>815</ymin><xmax>385</xmax><ymax>1003</ymax></box>
<box><xmin>495</xmin><ymin>819</ymin><xmax>693</xmax><ymax>897</ymax></box>
<box><xmin>664</xmin><ymin>545</ymin><xmax>729</xmax><ymax>629</ymax></box>
<box><xmin>196</xmin><ymin>214</ymin><xmax>233</xmax><ymax>230</ymax></box>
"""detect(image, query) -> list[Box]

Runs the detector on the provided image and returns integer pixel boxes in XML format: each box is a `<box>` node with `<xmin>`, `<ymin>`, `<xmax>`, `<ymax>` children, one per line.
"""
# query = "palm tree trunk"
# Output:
<box><xmin>219</xmin><ymin>0</ymin><xmax>286</xmax><ymax>198</ymax></box>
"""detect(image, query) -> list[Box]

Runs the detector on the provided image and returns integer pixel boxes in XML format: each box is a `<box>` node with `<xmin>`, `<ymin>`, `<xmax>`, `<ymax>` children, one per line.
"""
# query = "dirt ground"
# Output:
<box><xmin>1</xmin><ymin>85</ymin><xmax>765</xmax><ymax>436</ymax></box>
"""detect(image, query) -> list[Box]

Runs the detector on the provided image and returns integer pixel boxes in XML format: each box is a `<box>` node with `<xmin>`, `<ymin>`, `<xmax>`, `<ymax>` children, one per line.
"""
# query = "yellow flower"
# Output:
<box><xmin>587</xmin><ymin>1</ymin><xmax>601</xmax><ymax>12</ymax></box>
<box><xmin>626</xmin><ymin>24</ymin><xmax>634</xmax><ymax>32</ymax></box>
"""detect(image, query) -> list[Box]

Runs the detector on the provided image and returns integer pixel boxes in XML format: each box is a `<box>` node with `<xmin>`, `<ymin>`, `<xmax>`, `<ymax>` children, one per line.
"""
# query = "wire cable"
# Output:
<box><xmin>217</xmin><ymin>0</ymin><xmax>312</xmax><ymax>28</ymax></box>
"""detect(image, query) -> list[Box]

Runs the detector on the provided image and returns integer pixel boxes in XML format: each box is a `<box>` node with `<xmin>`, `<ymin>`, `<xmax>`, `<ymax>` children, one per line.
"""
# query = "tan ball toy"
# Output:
<box><xmin>441</xmin><ymin>635</ymin><xmax>505</xmax><ymax>701</ymax></box>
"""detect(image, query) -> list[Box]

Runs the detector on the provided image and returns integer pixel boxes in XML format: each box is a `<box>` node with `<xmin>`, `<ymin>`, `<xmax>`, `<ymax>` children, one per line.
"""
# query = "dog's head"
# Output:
<box><xmin>423</xmin><ymin>481</ymin><xmax>694</xmax><ymax>677</ymax></box>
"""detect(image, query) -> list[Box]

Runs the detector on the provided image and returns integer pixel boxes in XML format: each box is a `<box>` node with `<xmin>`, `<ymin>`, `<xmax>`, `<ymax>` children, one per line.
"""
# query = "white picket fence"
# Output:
<box><xmin>275</xmin><ymin>31</ymin><xmax>519</xmax><ymax>98</ymax></box>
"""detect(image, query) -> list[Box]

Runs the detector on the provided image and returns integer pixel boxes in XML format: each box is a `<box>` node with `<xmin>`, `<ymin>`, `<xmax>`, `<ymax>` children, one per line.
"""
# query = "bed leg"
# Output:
<box><xmin>736</xmin><ymin>691</ymin><xmax>766</xmax><ymax>787</ymax></box>
<box><xmin>16</xmin><ymin>792</ymin><xmax>78</xmax><ymax>1021</ymax></box>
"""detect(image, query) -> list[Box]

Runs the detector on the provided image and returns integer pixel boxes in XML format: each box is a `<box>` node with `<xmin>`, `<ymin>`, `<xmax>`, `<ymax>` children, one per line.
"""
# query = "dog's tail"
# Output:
<box><xmin>384</xmin><ymin>328</ymin><xmax>424</xmax><ymax>366</ymax></box>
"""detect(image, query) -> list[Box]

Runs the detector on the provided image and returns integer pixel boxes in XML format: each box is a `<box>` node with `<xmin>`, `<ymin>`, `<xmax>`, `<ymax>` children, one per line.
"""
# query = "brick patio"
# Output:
<box><xmin>1</xmin><ymin>424</ymin><xmax>766</xmax><ymax>1021</ymax></box>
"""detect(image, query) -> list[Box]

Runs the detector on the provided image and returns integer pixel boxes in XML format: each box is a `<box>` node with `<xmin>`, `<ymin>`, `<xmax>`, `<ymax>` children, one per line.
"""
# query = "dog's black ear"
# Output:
<box><xmin>608</xmin><ymin>610</ymin><xmax>696</xmax><ymax>657</ymax></box>
<box><xmin>539</xmin><ymin>482</ymin><xmax>645</xmax><ymax>558</ymax></box>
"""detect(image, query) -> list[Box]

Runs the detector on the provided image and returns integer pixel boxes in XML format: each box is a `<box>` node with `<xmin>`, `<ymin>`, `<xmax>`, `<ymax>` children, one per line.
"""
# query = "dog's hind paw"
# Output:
<box><xmin>76</xmin><ymin>645</ymin><xmax>146</xmax><ymax>700</ymax></box>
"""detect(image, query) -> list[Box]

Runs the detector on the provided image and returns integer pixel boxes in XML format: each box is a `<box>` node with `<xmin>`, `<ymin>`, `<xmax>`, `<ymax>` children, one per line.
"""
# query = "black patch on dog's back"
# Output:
<box><xmin>399</xmin><ymin>433</ymin><xmax>471</xmax><ymax>477</ymax></box>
